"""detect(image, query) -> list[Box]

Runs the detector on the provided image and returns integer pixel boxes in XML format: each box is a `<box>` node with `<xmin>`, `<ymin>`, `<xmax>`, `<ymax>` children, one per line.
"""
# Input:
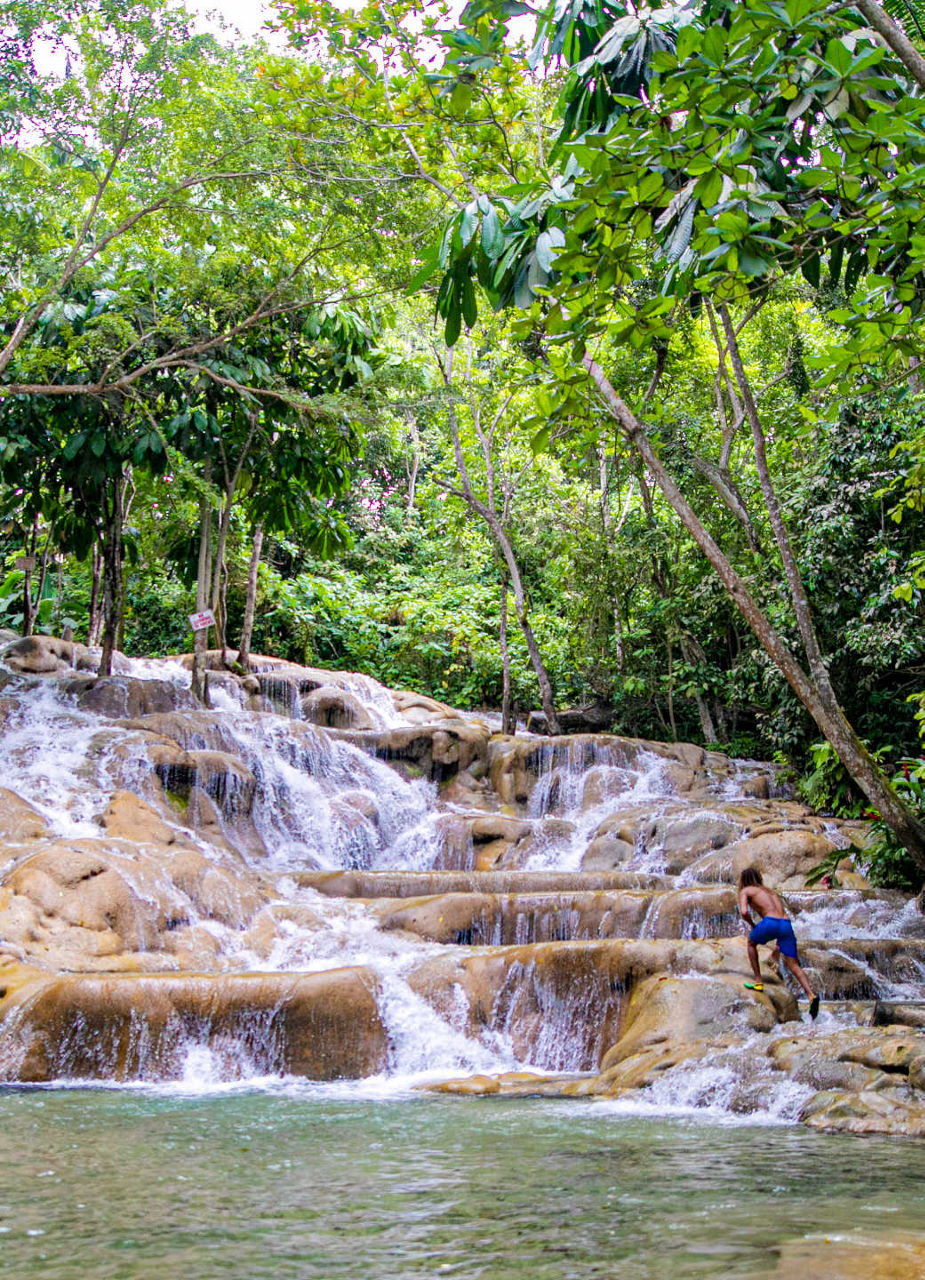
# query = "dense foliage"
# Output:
<box><xmin>4</xmin><ymin>0</ymin><xmax>925</xmax><ymax>874</ymax></box>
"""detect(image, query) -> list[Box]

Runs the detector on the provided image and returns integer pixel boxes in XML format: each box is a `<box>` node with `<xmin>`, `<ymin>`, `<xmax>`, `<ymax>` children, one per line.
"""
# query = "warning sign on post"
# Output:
<box><xmin>15</xmin><ymin>556</ymin><xmax>35</xmax><ymax>572</ymax></box>
<box><xmin>188</xmin><ymin>609</ymin><xmax>216</xmax><ymax>632</ymax></box>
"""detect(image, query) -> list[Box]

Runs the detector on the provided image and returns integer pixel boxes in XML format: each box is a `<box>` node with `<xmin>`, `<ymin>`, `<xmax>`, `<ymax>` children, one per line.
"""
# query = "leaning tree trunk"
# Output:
<box><xmin>236</xmin><ymin>522</ymin><xmax>263</xmax><ymax>671</ymax></box>
<box><xmin>210</xmin><ymin>414</ymin><xmax>257</xmax><ymax>669</ymax></box>
<box><xmin>583</xmin><ymin>352</ymin><xmax>925</xmax><ymax>873</ymax></box>
<box><xmin>98</xmin><ymin>475</ymin><xmax>126</xmax><ymax>679</ymax></box>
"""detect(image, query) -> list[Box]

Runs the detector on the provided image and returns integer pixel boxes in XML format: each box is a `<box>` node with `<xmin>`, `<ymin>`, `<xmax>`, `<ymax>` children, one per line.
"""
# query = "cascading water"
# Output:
<box><xmin>0</xmin><ymin>642</ymin><xmax>922</xmax><ymax>1124</ymax></box>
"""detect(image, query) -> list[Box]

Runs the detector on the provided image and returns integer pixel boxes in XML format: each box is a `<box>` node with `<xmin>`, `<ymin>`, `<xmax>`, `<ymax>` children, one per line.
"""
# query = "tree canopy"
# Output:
<box><xmin>4</xmin><ymin>0</ymin><xmax>925</xmax><ymax>881</ymax></box>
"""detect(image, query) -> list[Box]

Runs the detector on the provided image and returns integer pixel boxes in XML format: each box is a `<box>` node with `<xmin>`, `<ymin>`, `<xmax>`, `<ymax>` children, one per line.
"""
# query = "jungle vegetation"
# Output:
<box><xmin>4</xmin><ymin>0</ymin><xmax>925</xmax><ymax>877</ymax></box>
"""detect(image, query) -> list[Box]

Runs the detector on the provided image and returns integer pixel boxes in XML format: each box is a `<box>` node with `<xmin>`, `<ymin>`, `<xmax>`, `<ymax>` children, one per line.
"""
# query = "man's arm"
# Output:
<box><xmin>738</xmin><ymin>887</ymin><xmax>753</xmax><ymax>930</ymax></box>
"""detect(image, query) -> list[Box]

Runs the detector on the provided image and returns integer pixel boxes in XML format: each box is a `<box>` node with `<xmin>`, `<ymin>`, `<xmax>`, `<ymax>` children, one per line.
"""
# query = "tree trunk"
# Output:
<box><xmin>21</xmin><ymin>514</ymin><xmax>39</xmax><ymax>637</ymax></box>
<box><xmin>237</xmin><ymin>522</ymin><xmax>263</xmax><ymax>671</ymax></box>
<box><xmin>665</xmin><ymin>635</ymin><xmax>678</xmax><ymax>742</ymax></box>
<box><xmin>211</xmin><ymin>483</ymin><xmax>234</xmax><ymax>667</ymax></box>
<box><xmin>98</xmin><ymin>475</ymin><xmax>126</xmax><ymax>679</ymax></box>
<box><xmin>31</xmin><ymin>534</ymin><xmax>52</xmax><ymax>637</ymax></box>
<box><xmin>88</xmin><ymin>541</ymin><xmax>103</xmax><ymax>646</ymax></box>
<box><xmin>583</xmin><ymin>352</ymin><xmax>925</xmax><ymax>872</ymax></box>
<box><xmin>191</xmin><ymin>471</ymin><xmax>213</xmax><ymax>706</ymax></box>
<box><xmin>445</xmin><ymin>400</ymin><xmax>562</xmax><ymax>734</ymax></box>
<box><xmin>406</xmin><ymin>417</ymin><xmax>420</xmax><ymax>514</ymax></box>
<box><xmin>680</xmin><ymin>635</ymin><xmax>717</xmax><ymax>743</ymax></box>
<box><xmin>500</xmin><ymin>574</ymin><xmax>514</xmax><ymax>735</ymax></box>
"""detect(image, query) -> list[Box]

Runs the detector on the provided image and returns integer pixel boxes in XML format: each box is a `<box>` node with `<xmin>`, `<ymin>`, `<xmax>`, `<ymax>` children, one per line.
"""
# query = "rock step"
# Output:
<box><xmin>0</xmin><ymin>966</ymin><xmax>387</xmax><ymax>1083</ymax></box>
<box><xmin>372</xmin><ymin>888</ymin><xmax>741</xmax><ymax>945</ymax></box>
<box><xmin>296</xmin><ymin>870</ymin><xmax>670</xmax><ymax>898</ymax></box>
<box><xmin>373</xmin><ymin>889</ymin><xmax>925</xmax><ymax>960</ymax></box>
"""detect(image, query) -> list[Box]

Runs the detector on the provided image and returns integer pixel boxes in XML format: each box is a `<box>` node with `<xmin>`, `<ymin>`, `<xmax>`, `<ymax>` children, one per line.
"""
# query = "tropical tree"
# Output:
<box><xmin>395</xmin><ymin>0</ymin><xmax>925</xmax><ymax>873</ymax></box>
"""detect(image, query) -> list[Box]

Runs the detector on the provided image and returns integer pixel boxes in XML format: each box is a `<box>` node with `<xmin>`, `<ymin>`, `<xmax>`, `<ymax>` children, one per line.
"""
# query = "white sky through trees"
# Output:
<box><xmin>187</xmin><ymin>0</ymin><xmax>276</xmax><ymax>40</ymax></box>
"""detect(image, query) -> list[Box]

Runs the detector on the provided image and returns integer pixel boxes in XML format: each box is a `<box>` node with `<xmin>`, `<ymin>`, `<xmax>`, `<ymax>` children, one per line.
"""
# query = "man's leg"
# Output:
<box><xmin>746</xmin><ymin>938</ymin><xmax>762</xmax><ymax>981</ymax></box>
<box><xmin>783</xmin><ymin>954</ymin><xmax>816</xmax><ymax>1003</ymax></box>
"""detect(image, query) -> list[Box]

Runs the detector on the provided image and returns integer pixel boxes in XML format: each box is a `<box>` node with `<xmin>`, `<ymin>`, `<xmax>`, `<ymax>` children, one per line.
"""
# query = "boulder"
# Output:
<box><xmin>167</xmin><ymin>849</ymin><xmax>263</xmax><ymax>928</ymax></box>
<box><xmin>63</xmin><ymin>676</ymin><xmax>198</xmax><ymax>719</ymax></box>
<box><xmin>343</xmin><ymin>721</ymin><xmax>491</xmax><ymax>782</ymax></box>
<box><xmin>301</xmin><ymin>685</ymin><xmax>375</xmax><ymax>731</ymax></box>
<box><xmin>525</xmin><ymin>704</ymin><xmax>616</xmax><ymax>735</ymax></box>
<box><xmin>2</xmin><ymin>635</ymin><xmax>90</xmax><ymax>675</ymax></box>
<box><xmin>768</xmin><ymin>1232</ymin><xmax>925</xmax><ymax>1279</ymax></box>
<box><xmin>685</xmin><ymin>828</ymin><xmax>842</xmax><ymax>889</ymax></box>
<box><xmin>578</xmin><ymin>764</ymin><xmax>636</xmax><ymax>812</ymax></box>
<box><xmin>598</xmin><ymin>973</ymin><xmax>788</xmax><ymax>1080</ymax></box>
<box><xmin>2</xmin><ymin>839</ymin><xmax>190</xmax><ymax>960</ymax></box>
<box><xmin>800</xmin><ymin>1087</ymin><xmax>925</xmax><ymax>1136</ymax></box>
<box><xmin>644</xmin><ymin>812</ymin><xmax>742</xmax><ymax>873</ymax></box>
<box><xmin>581</xmin><ymin>834</ymin><xmax>636</xmax><ymax>871</ymax></box>
<box><xmin>392</xmin><ymin>689</ymin><xmax>458</xmax><ymax>720</ymax></box>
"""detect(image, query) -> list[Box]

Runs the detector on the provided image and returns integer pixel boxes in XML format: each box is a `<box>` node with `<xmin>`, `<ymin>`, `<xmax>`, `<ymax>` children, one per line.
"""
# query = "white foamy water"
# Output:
<box><xmin>1</xmin><ymin>648</ymin><xmax>921</xmax><ymax>1111</ymax></box>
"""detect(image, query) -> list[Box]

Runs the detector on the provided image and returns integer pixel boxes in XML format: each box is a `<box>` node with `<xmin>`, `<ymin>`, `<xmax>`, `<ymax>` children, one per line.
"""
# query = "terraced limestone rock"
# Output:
<box><xmin>0</xmin><ymin>635</ymin><xmax>923</xmax><ymax>1135</ymax></box>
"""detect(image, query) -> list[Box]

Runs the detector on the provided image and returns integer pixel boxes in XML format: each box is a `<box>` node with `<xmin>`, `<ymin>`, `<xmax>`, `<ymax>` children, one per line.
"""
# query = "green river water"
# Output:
<box><xmin>1</xmin><ymin>1087</ymin><xmax>924</xmax><ymax>1279</ymax></box>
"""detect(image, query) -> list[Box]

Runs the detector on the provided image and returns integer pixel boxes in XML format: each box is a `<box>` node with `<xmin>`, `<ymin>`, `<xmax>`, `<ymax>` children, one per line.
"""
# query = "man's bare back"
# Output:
<box><xmin>738</xmin><ymin>882</ymin><xmax>788</xmax><ymax>922</ymax></box>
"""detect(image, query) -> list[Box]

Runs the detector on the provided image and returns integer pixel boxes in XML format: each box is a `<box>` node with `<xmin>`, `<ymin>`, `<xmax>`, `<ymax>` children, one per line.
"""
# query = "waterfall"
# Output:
<box><xmin>0</xmin><ymin>642</ymin><xmax>920</xmax><ymax>1116</ymax></box>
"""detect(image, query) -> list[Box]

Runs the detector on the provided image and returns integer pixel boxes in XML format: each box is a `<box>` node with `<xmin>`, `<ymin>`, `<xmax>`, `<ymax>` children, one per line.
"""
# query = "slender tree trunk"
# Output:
<box><xmin>88</xmin><ymin>541</ymin><xmax>103</xmax><ymax>646</ymax></box>
<box><xmin>30</xmin><ymin>534</ymin><xmax>52</xmax><ymax>637</ymax></box>
<box><xmin>237</xmin><ymin>522</ymin><xmax>263</xmax><ymax>670</ymax></box>
<box><xmin>210</xmin><ymin>416</ymin><xmax>257</xmax><ymax>668</ymax></box>
<box><xmin>98</xmin><ymin>475</ymin><xmax>126</xmax><ymax>678</ymax></box>
<box><xmin>680</xmin><ymin>636</ymin><xmax>717</xmax><ymax>743</ymax></box>
<box><xmin>21</xmin><ymin>514</ymin><xmax>39</xmax><ymax>637</ymax></box>
<box><xmin>191</xmin><ymin>466</ymin><xmax>213</xmax><ymax>706</ymax></box>
<box><xmin>500</xmin><ymin>574</ymin><xmax>514</xmax><ymax>734</ymax></box>
<box><xmin>211</xmin><ymin>489</ymin><xmax>233</xmax><ymax>667</ymax></box>
<box><xmin>583</xmin><ymin>352</ymin><xmax>925</xmax><ymax>871</ymax></box>
<box><xmin>665</xmin><ymin>635</ymin><xmax>678</xmax><ymax>742</ymax></box>
<box><xmin>445</xmin><ymin>401</ymin><xmax>562</xmax><ymax>733</ymax></box>
<box><xmin>406</xmin><ymin>416</ymin><xmax>420</xmax><ymax>514</ymax></box>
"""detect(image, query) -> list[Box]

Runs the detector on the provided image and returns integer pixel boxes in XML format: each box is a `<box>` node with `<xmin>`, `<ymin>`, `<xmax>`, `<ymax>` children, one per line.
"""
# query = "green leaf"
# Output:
<box><xmin>460</xmin><ymin>201</ymin><xmax>479</xmax><ymax>248</ymax></box>
<box><xmin>801</xmin><ymin>254</ymin><xmax>821</xmax><ymax>289</ymax></box>
<box><xmin>481</xmin><ymin>205</ymin><xmax>504</xmax><ymax>258</ymax></box>
<box><xmin>535</xmin><ymin>230</ymin><xmax>558</xmax><ymax>273</ymax></box>
<box><xmin>461</xmin><ymin>273</ymin><xmax>478</xmax><ymax>327</ymax></box>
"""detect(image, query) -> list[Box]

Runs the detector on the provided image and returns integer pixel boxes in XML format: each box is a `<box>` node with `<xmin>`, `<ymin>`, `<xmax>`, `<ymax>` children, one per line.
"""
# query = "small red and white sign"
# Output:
<box><xmin>188</xmin><ymin>609</ymin><xmax>216</xmax><ymax>632</ymax></box>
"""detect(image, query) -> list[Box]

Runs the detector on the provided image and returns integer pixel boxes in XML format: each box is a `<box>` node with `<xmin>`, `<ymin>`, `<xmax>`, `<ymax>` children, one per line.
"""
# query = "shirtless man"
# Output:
<box><xmin>737</xmin><ymin>866</ymin><xmax>820</xmax><ymax>1019</ymax></box>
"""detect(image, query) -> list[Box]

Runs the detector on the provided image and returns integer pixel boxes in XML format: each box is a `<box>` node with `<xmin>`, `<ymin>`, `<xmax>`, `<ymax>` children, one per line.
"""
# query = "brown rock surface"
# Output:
<box><xmin>0</xmin><ymin>788</ymin><xmax>49</xmax><ymax>852</ymax></box>
<box><xmin>768</xmin><ymin>1232</ymin><xmax>925</xmax><ymax>1279</ymax></box>
<box><xmin>0</xmin><ymin>966</ymin><xmax>387</xmax><ymax>1081</ymax></box>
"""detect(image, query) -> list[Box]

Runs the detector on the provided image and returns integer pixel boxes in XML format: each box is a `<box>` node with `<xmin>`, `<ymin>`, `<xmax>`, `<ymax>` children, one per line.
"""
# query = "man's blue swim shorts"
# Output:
<box><xmin>748</xmin><ymin>916</ymin><xmax>799</xmax><ymax>958</ymax></box>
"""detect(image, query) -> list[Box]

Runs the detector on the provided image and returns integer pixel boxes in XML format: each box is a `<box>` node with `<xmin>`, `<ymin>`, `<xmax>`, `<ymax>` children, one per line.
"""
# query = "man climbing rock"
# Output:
<box><xmin>737</xmin><ymin>866</ymin><xmax>820</xmax><ymax>1019</ymax></box>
